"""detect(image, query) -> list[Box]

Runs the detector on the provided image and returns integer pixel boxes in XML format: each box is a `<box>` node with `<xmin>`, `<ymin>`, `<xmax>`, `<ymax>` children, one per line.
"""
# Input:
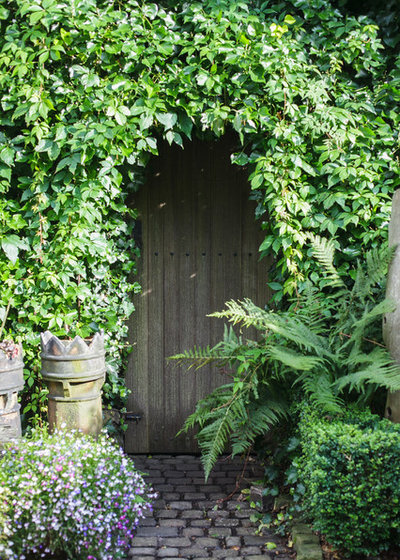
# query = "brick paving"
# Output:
<box><xmin>128</xmin><ymin>454</ymin><xmax>294</xmax><ymax>560</ymax></box>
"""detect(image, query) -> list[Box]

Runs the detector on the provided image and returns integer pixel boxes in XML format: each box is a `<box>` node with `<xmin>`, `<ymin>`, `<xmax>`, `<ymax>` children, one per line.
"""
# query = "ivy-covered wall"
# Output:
<box><xmin>0</xmin><ymin>0</ymin><xmax>399</xmax><ymax>418</ymax></box>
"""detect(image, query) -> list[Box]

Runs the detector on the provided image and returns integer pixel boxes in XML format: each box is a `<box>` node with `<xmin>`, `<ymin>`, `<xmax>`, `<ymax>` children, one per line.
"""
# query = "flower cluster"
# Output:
<box><xmin>0</xmin><ymin>339</ymin><xmax>19</xmax><ymax>359</ymax></box>
<box><xmin>0</xmin><ymin>485</ymin><xmax>11</xmax><ymax>550</ymax></box>
<box><xmin>0</xmin><ymin>427</ymin><xmax>156</xmax><ymax>559</ymax></box>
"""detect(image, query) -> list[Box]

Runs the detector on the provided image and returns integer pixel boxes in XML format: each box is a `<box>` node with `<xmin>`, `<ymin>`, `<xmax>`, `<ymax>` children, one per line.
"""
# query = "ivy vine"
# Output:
<box><xmin>0</xmin><ymin>0</ymin><xmax>399</xmax><ymax>418</ymax></box>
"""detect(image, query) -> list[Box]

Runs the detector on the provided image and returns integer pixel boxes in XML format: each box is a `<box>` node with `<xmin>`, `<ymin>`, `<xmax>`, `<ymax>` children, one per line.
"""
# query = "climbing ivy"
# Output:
<box><xmin>0</xmin><ymin>0</ymin><xmax>399</xmax><ymax>418</ymax></box>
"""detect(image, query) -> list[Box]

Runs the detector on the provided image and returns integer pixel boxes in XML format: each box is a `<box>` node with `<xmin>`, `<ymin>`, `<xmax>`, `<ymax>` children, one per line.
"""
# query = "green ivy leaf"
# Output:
<box><xmin>0</xmin><ymin>147</ymin><xmax>14</xmax><ymax>166</ymax></box>
<box><xmin>30</xmin><ymin>10</ymin><xmax>45</xmax><ymax>25</ymax></box>
<box><xmin>284</xmin><ymin>15</ymin><xmax>296</xmax><ymax>25</ymax></box>
<box><xmin>156</xmin><ymin>112</ymin><xmax>178</xmax><ymax>130</ymax></box>
<box><xmin>1</xmin><ymin>235</ymin><xmax>29</xmax><ymax>264</ymax></box>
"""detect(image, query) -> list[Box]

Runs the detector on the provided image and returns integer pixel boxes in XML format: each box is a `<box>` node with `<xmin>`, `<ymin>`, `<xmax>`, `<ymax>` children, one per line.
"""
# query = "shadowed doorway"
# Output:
<box><xmin>125</xmin><ymin>135</ymin><xmax>271</xmax><ymax>453</ymax></box>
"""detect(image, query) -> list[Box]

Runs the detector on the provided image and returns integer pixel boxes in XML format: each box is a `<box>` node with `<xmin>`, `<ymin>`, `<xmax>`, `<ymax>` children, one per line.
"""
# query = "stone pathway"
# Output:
<box><xmin>128</xmin><ymin>454</ymin><xmax>294</xmax><ymax>560</ymax></box>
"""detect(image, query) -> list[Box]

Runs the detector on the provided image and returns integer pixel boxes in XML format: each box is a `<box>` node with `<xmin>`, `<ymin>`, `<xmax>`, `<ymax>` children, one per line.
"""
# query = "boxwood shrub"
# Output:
<box><xmin>297</xmin><ymin>408</ymin><xmax>400</xmax><ymax>556</ymax></box>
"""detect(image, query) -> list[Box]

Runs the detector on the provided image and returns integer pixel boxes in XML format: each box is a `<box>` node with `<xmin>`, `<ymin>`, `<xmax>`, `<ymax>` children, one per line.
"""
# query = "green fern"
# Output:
<box><xmin>170</xmin><ymin>238</ymin><xmax>397</xmax><ymax>478</ymax></box>
<box><xmin>334</xmin><ymin>348</ymin><xmax>400</xmax><ymax>394</ymax></box>
<box><xmin>211</xmin><ymin>299</ymin><xmax>331</xmax><ymax>356</ymax></box>
<box><xmin>267</xmin><ymin>345</ymin><xmax>324</xmax><ymax>371</ymax></box>
<box><xmin>298</xmin><ymin>371</ymin><xmax>344</xmax><ymax>413</ymax></box>
<box><xmin>210</xmin><ymin>298</ymin><xmax>269</xmax><ymax>329</ymax></box>
<box><xmin>196</xmin><ymin>392</ymin><xmax>248</xmax><ymax>478</ymax></box>
<box><xmin>169</xmin><ymin>345</ymin><xmax>230</xmax><ymax>370</ymax></box>
<box><xmin>310</xmin><ymin>235</ymin><xmax>344</xmax><ymax>288</ymax></box>
<box><xmin>364</xmin><ymin>245</ymin><xmax>395</xmax><ymax>292</ymax></box>
<box><xmin>231</xmin><ymin>398</ymin><xmax>288</xmax><ymax>456</ymax></box>
<box><xmin>291</xmin><ymin>282</ymin><xmax>329</xmax><ymax>334</ymax></box>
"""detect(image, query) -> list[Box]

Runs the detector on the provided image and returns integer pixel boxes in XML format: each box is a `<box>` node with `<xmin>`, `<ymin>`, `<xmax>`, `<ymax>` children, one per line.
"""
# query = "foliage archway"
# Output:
<box><xmin>0</xmin><ymin>0</ymin><xmax>399</xmax><ymax>417</ymax></box>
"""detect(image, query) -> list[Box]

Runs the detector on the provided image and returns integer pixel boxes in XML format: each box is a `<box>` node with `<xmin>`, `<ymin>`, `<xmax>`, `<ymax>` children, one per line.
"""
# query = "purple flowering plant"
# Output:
<box><xmin>0</xmin><ymin>301</ymin><xmax>19</xmax><ymax>360</ymax></box>
<box><xmin>0</xmin><ymin>427</ymin><xmax>156</xmax><ymax>559</ymax></box>
<box><xmin>0</xmin><ymin>485</ymin><xmax>11</xmax><ymax>550</ymax></box>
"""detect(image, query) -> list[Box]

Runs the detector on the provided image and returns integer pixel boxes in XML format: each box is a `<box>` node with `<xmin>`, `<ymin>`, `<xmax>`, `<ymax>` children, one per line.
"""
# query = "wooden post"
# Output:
<box><xmin>383</xmin><ymin>190</ymin><xmax>400</xmax><ymax>421</ymax></box>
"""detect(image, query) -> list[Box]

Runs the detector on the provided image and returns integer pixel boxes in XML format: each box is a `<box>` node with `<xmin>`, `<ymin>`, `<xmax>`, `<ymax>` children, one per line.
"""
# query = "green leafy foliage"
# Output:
<box><xmin>0</xmin><ymin>0</ymin><xmax>399</xmax><ymax>419</ymax></box>
<box><xmin>170</xmin><ymin>238</ymin><xmax>399</xmax><ymax>478</ymax></box>
<box><xmin>297</xmin><ymin>407</ymin><xmax>400</xmax><ymax>556</ymax></box>
<box><xmin>340</xmin><ymin>0</ymin><xmax>400</xmax><ymax>57</ymax></box>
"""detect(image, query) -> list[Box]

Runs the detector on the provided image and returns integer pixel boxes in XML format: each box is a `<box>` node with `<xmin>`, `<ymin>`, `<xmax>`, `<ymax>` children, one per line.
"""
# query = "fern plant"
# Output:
<box><xmin>169</xmin><ymin>237</ymin><xmax>399</xmax><ymax>479</ymax></box>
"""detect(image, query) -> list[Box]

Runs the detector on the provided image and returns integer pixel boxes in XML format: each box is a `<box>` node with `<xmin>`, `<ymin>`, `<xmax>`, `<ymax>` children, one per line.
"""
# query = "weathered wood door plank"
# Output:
<box><xmin>126</xmin><ymin>136</ymin><xmax>271</xmax><ymax>453</ymax></box>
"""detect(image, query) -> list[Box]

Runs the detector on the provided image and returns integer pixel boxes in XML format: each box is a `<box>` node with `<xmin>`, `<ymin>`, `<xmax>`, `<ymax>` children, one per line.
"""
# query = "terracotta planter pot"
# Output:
<box><xmin>0</xmin><ymin>342</ymin><xmax>24</xmax><ymax>443</ymax></box>
<box><xmin>40</xmin><ymin>331</ymin><xmax>106</xmax><ymax>436</ymax></box>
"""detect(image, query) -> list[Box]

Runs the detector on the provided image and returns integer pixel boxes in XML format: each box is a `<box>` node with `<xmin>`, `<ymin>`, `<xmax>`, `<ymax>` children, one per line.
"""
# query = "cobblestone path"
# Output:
<box><xmin>128</xmin><ymin>454</ymin><xmax>294</xmax><ymax>560</ymax></box>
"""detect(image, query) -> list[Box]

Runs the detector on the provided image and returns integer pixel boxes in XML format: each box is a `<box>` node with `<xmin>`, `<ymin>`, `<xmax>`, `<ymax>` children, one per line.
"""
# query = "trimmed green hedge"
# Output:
<box><xmin>298</xmin><ymin>409</ymin><xmax>400</xmax><ymax>556</ymax></box>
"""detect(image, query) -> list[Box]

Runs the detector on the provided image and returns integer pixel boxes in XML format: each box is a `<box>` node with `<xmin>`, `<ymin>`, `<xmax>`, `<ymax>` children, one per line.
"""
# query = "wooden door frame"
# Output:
<box><xmin>125</xmin><ymin>135</ymin><xmax>271</xmax><ymax>453</ymax></box>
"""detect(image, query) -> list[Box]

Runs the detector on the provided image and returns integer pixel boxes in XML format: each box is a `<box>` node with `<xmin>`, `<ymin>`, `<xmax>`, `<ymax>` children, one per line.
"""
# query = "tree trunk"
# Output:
<box><xmin>383</xmin><ymin>190</ymin><xmax>400</xmax><ymax>421</ymax></box>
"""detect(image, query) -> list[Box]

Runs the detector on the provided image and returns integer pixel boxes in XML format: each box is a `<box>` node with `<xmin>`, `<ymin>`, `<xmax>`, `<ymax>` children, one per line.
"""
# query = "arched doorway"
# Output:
<box><xmin>125</xmin><ymin>135</ymin><xmax>272</xmax><ymax>453</ymax></box>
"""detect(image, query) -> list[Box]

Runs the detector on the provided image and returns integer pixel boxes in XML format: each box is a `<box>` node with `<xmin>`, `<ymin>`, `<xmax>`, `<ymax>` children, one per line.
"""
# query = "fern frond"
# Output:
<box><xmin>292</xmin><ymin>282</ymin><xmax>328</xmax><ymax>333</ymax></box>
<box><xmin>267</xmin><ymin>345</ymin><xmax>324</xmax><ymax>371</ymax></box>
<box><xmin>334</xmin><ymin>345</ymin><xmax>400</xmax><ymax>393</ymax></box>
<box><xmin>365</xmin><ymin>244</ymin><xmax>394</xmax><ymax>288</ymax></box>
<box><xmin>231</xmin><ymin>398</ymin><xmax>288</xmax><ymax>456</ymax></box>
<box><xmin>341</xmin><ymin>299</ymin><xmax>396</xmax><ymax>354</ymax></box>
<box><xmin>167</xmin><ymin>346</ymin><xmax>229</xmax><ymax>370</ymax></box>
<box><xmin>210</xmin><ymin>299</ymin><xmax>333</xmax><ymax>359</ymax></box>
<box><xmin>352</xmin><ymin>299</ymin><xmax>396</xmax><ymax>330</ymax></box>
<box><xmin>222</xmin><ymin>324</ymin><xmax>243</xmax><ymax>346</ymax></box>
<box><xmin>267</xmin><ymin>316</ymin><xmax>333</xmax><ymax>359</ymax></box>
<box><xmin>197</xmin><ymin>395</ymin><xmax>246</xmax><ymax>480</ymax></box>
<box><xmin>310</xmin><ymin>235</ymin><xmax>344</xmax><ymax>288</ymax></box>
<box><xmin>345</xmin><ymin>346</ymin><xmax>392</xmax><ymax>368</ymax></box>
<box><xmin>210</xmin><ymin>298</ymin><xmax>267</xmax><ymax>329</ymax></box>
<box><xmin>334</xmin><ymin>364</ymin><xmax>400</xmax><ymax>394</ymax></box>
<box><xmin>299</xmin><ymin>371</ymin><xmax>343</xmax><ymax>413</ymax></box>
<box><xmin>178</xmin><ymin>384</ymin><xmax>235</xmax><ymax>433</ymax></box>
<box><xmin>351</xmin><ymin>267</ymin><xmax>369</xmax><ymax>302</ymax></box>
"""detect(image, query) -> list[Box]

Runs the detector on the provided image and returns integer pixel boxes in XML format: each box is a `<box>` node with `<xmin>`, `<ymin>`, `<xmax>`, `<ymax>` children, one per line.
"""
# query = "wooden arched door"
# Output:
<box><xmin>125</xmin><ymin>135</ymin><xmax>271</xmax><ymax>453</ymax></box>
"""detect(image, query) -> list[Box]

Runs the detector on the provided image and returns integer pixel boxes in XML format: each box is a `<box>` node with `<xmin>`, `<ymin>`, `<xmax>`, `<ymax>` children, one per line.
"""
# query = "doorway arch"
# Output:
<box><xmin>125</xmin><ymin>135</ymin><xmax>271</xmax><ymax>453</ymax></box>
